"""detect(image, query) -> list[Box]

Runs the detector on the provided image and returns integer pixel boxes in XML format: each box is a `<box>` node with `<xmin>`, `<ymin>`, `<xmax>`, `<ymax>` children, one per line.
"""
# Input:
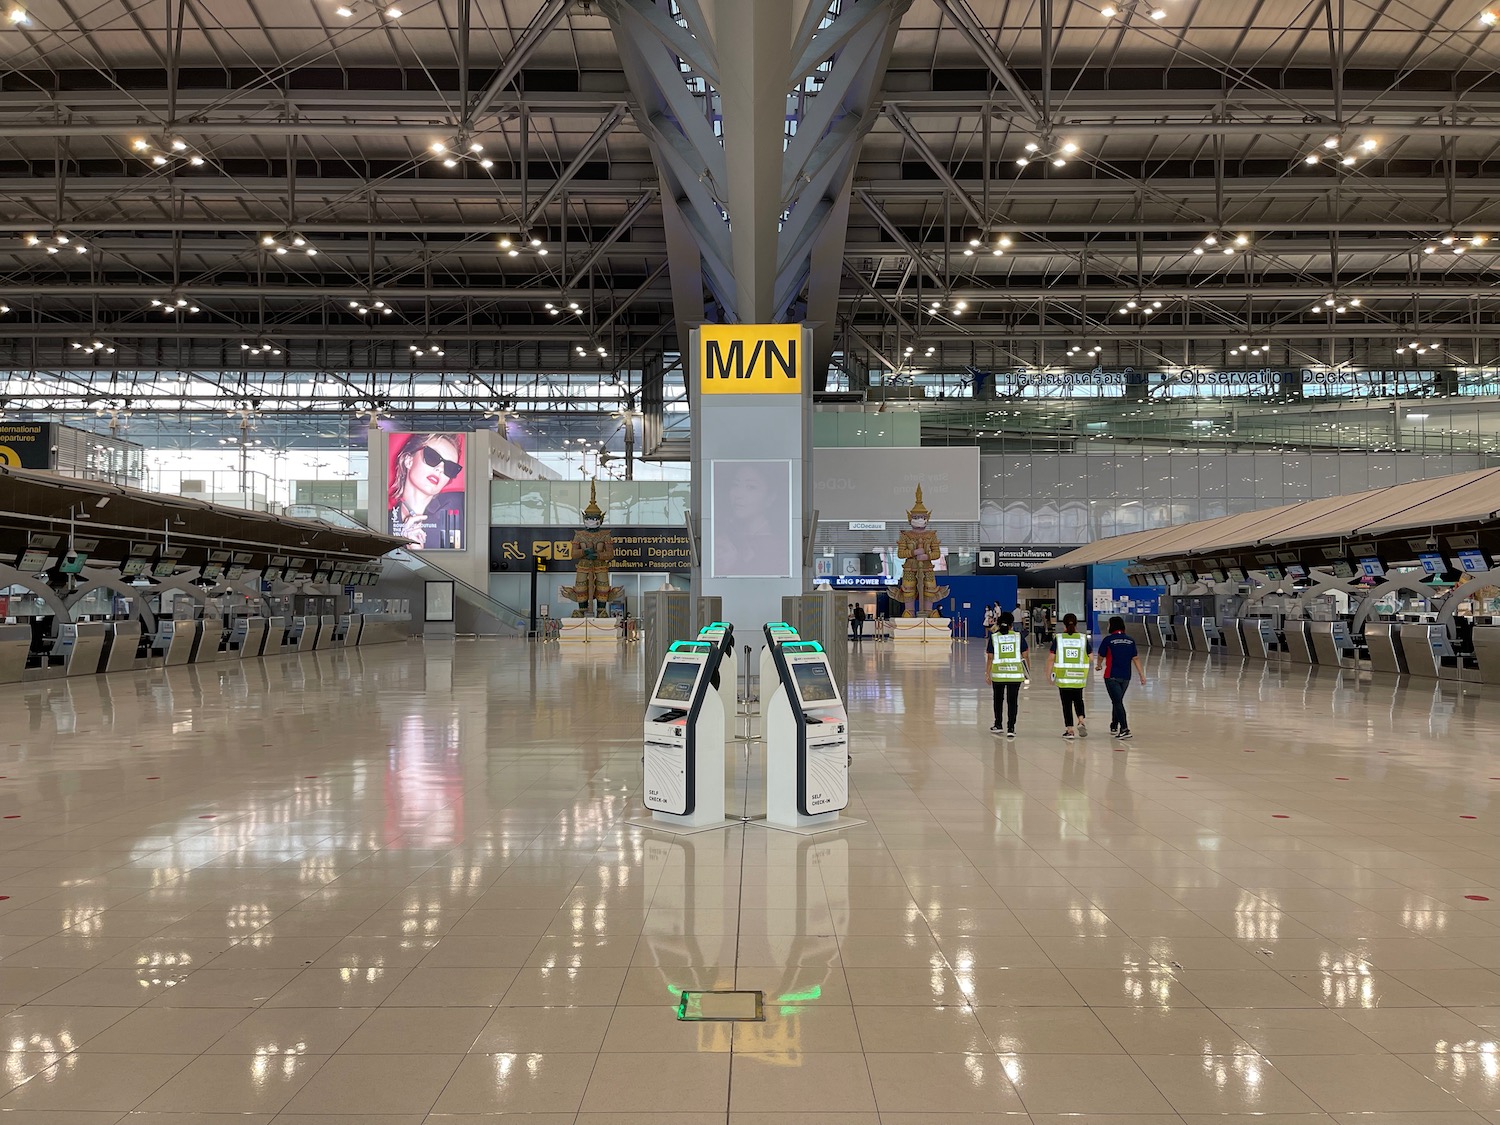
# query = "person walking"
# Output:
<box><xmin>852</xmin><ymin>602</ymin><xmax>867</xmax><ymax>642</ymax></box>
<box><xmin>986</xmin><ymin>611</ymin><xmax>1029</xmax><ymax>738</ymax></box>
<box><xmin>983</xmin><ymin>603</ymin><xmax>997</xmax><ymax>634</ymax></box>
<box><xmin>1045</xmin><ymin>612</ymin><xmax>1092</xmax><ymax>740</ymax></box>
<box><xmin>1096</xmin><ymin>616</ymin><xmax>1147</xmax><ymax>739</ymax></box>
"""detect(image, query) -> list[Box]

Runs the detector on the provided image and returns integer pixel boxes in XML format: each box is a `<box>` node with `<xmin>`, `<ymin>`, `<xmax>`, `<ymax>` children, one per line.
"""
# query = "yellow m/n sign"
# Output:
<box><xmin>698</xmin><ymin>325</ymin><xmax>802</xmax><ymax>394</ymax></box>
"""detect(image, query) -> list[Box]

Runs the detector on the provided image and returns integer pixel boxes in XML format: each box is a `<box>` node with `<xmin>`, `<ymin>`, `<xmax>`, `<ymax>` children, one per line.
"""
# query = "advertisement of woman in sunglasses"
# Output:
<box><xmin>387</xmin><ymin>432</ymin><xmax>467</xmax><ymax>550</ymax></box>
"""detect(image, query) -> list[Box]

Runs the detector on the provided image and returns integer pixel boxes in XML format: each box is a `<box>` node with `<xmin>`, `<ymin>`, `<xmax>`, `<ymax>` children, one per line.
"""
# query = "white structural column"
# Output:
<box><xmin>690</xmin><ymin>324</ymin><xmax>814</xmax><ymax>658</ymax></box>
<box><xmin>603</xmin><ymin>0</ymin><xmax>911</xmax><ymax>385</ymax></box>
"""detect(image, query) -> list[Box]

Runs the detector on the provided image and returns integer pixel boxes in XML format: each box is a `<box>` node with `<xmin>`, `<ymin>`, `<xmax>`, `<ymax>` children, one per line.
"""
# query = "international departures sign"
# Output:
<box><xmin>698</xmin><ymin>324</ymin><xmax>802</xmax><ymax>395</ymax></box>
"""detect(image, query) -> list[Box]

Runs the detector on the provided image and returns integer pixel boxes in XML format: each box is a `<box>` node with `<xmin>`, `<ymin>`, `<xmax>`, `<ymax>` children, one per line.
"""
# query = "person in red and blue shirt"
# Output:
<box><xmin>1095</xmin><ymin>616</ymin><xmax>1148</xmax><ymax>740</ymax></box>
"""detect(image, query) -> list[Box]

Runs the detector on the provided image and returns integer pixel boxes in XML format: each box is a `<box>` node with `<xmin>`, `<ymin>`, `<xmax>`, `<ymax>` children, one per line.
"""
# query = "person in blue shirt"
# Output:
<box><xmin>1095</xmin><ymin>616</ymin><xmax>1148</xmax><ymax>740</ymax></box>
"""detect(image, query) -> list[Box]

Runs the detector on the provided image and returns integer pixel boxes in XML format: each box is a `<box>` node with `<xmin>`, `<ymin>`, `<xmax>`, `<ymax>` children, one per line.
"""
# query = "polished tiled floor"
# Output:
<box><xmin>0</xmin><ymin>638</ymin><xmax>1498</xmax><ymax>1124</ymax></box>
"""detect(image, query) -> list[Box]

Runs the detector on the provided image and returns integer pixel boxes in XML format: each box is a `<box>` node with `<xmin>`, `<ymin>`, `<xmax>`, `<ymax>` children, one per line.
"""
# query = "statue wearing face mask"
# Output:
<box><xmin>560</xmin><ymin>480</ymin><xmax>624</xmax><ymax>617</ymax></box>
<box><xmin>889</xmin><ymin>485</ymin><xmax>950</xmax><ymax>618</ymax></box>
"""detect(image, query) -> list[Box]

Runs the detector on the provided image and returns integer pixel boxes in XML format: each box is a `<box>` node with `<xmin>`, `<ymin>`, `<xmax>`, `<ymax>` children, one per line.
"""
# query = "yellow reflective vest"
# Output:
<box><xmin>1053</xmin><ymin>633</ymin><xmax>1090</xmax><ymax>688</ymax></box>
<box><xmin>989</xmin><ymin>632</ymin><xmax>1026</xmax><ymax>682</ymax></box>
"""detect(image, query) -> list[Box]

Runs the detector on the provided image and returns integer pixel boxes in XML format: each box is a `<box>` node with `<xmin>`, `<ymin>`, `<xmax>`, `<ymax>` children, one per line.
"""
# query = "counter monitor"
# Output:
<box><xmin>1264</xmin><ymin>565</ymin><xmax>1284</xmax><ymax>581</ymax></box>
<box><xmin>225</xmin><ymin>564</ymin><xmax>246</xmax><ymax>581</ymax></box>
<box><xmin>1226</xmin><ymin>566</ymin><xmax>1248</xmax><ymax>582</ymax></box>
<box><xmin>1457</xmin><ymin>549</ymin><xmax>1489</xmax><ymax>573</ymax></box>
<box><xmin>1331</xmin><ymin>560</ymin><xmax>1356</xmax><ymax>578</ymax></box>
<box><xmin>122</xmin><ymin>556</ymin><xmax>152</xmax><ymax>577</ymax></box>
<box><xmin>1285</xmin><ymin>564</ymin><xmax>1307</xmax><ymax>579</ymax></box>
<box><xmin>1418</xmin><ymin>552</ymin><xmax>1444</xmax><ymax>575</ymax></box>
<box><xmin>1358</xmin><ymin>556</ymin><xmax>1385</xmax><ymax>579</ymax></box>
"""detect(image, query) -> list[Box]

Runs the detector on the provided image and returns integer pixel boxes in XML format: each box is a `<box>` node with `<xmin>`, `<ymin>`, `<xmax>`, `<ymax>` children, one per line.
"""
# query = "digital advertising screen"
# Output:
<box><xmin>653</xmin><ymin>660</ymin><xmax>701</xmax><ymax>704</ymax></box>
<box><xmin>388</xmin><ymin>431</ymin><xmax>467</xmax><ymax>551</ymax></box>
<box><xmin>791</xmin><ymin>660</ymin><xmax>839</xmax><ymax>705</ymax></box>
<box><xmin>710</xmin><ymin>459</ymin><xmax>794</xmax><ymax>579</ymax></box>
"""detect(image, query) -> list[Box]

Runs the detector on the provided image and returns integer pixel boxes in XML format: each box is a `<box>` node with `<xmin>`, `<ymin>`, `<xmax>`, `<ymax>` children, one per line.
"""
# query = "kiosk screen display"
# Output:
<box><xmin>1331</xmin><ymin>560</ymin><xmax>1356</xmax><ymax>578</ymax></box>
<box><xmin>1457</xmin><ymin>549</ymin><xmax>1489</xmax><ymax>573</ymax></box>
<box><xmin>653</xmin><ymin>661</ymin><xmax>700</xmax><ymax>704</ymax></box>
<box><xmin>791</xmin><ymin>662</ymin><xmax>838</xmax><ymax>705</ymax></box>
<box><xmin>1358</xmin><ymin>556</ymin><xmax>1385</xmax><ymax>578</ymax></box>
<box><xmin>1418</xmin><ymin>552</ymin><xmax>1444</xmax><ymax>575</ymax></box>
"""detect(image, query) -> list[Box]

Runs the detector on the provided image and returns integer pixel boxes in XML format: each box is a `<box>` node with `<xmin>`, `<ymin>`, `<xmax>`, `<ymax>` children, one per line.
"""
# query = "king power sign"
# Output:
<box><xmin>698</xmin><ymin>325</ymin><xmax>803</xmax><ymax>394</ymax></box>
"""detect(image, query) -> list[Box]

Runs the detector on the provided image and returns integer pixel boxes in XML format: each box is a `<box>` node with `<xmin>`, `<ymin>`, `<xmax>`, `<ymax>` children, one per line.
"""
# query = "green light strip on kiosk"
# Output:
<box><xmin>782</xmin><ymin>640</ymin><xmax>824</xmax><ymax>653</ymax></box>
<box><xmin>668</xmin><ymin>641</ymin><xmax>713</xmax><ymax>652</ymax></box>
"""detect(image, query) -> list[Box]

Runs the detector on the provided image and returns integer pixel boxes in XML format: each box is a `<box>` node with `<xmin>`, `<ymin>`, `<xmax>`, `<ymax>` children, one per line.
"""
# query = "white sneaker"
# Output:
<box><xmin>1006</xmin><ymin>731</ymin><xmax>1016</xmax><ymax>740</ymax></box>
<box><xmin>1077</xmin><ymin>720</ymin><xmax>1088</xmax><ymax>738</ymax></box>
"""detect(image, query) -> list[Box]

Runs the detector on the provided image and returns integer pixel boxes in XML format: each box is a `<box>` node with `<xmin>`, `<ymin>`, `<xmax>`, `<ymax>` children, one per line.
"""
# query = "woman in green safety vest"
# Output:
<box><xmin>1045</xmin><ymin>612</ymin><xmax>1093</xmax><ymax>740</ymax></box>
<box><xmin>985</xmin><ymin>611</ymin><xmax>1029</xmax><ymax>739</ymax></box>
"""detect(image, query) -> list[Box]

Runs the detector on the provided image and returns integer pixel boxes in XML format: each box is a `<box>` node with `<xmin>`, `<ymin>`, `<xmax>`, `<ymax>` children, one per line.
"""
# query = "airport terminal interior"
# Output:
<box><xmin>4</xmin><ymin>0</ymin><xmax>1500</xmax><ymax>1121</ymax></box>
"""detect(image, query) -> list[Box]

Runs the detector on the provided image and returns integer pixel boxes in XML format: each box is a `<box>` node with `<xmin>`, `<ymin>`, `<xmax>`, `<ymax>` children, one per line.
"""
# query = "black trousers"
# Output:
<box><xmin>1058</xmin><ymin>687</ymin><xmax>1086</xmax><ymax>726</ymax></box>
<box><xmin>1105</xmin><ymin>677</ymin><xmax>1130</xmax><ymax>730</ymax></box>
<box><xmin>991</xmin><ymin>680</ymin><xmax>1020</xmax><ymax>729</ymax></box>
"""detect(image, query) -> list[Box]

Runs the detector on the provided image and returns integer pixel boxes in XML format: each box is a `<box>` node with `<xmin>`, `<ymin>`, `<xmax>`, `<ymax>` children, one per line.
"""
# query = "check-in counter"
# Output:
<box><xmin>317</xmin><ymin>614</ymin><xmax>337</xmax><ymax>649</ymax></box>
<box><xmin>101</xmin><ymin>621</ymin><xmax>147</xmax><ymax>672</ymax></box>
<box><xmin>1309</xmin><ymin>620</ymin><xmax>1357</xmax><ymax>668</ymax></box>
<box><xmin>1474</xmin><ymin>626</ymin><xmax>1500</xmax><ymax>685</ymax></box>
<box><xmin>1121</xmin><ymin>617</ymin><xmax>1150</xmax><ymax>648</ymax></box>
<box><xmin>355</xmin><ymin>613</ymin><xmax>410</xmax><ymax>645</ymax></box>
<box><xmin>152</xmin><ymin>618</ymin><xmax>196</xmax><ymax>666</ymax></box>
<box><xmin>0</xmin><ymin>622</ymin><xmax>32</xmax><ymax>684</ymax></box>
<box><xmin>347</xmin><ymin>614</ymin><xmax>366</xmax><ymax>646</ymax></box>
<box><xmin>1171</xmin><ymin>614</ymin><xmax>1192</xmax><ymax>650</ymax></box>
<box><xmin>287</xmin><ymin>615</ymin><xmax>320</xmax><ymax>652</ymax></box>
<box><xmin>1188</xmin><ymin>617</ymin><xmax>1220</xmax><ymax>652</ymax></box>
<box><xmin>1223</xmin><ymin>618</ymin><xmax>1247</xmax><ymax>658</ymax></box>
<box><xmin>58</xmin><ymin>622</ymin><xmax>108</xmax><ymax>676</ymax></box>
<box><xmin>226</xmin><ymin>616</ymin><xmax>268</xmax><ymax>657</ymax></box>
<box><xmin>1244</xmin><ymin>617</ymin><xmax>1278</xmax><ymax>660</ymax></box>
<box><xmin>191</xmin><ymin>617</ymin><xmax>227</xmax><ymax>663</ymax></box>
<box><xmin>265</xmin><ymin>616</ymin><xmax>295</xmax><ymax>655</ymax></box>
<box><xmin>1365</xmin><ymin>622</ymin><xmax>1407</xmax><ymax>675</ymax></box>
<box><xmin>1143</xmin><ymin>616</ymin><xmax>1166</xmax><ymax>647</ymax></box>
<box><xmin>1400</xmin><ymin>622</ymin><xmax>1450</xmax><ymax>678</ymax></box>
<box><xmin>1283</xmin><ymin>619</ymin><xmax>1316</xmax><ymax>664</ymax></box>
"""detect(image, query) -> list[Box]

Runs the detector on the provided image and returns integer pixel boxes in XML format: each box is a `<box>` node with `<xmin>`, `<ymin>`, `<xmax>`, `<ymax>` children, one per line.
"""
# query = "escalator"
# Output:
<box><xmin>284</xmin><ymin>504</ymin><xmax>527</xmax><ymax>636</ymax></box>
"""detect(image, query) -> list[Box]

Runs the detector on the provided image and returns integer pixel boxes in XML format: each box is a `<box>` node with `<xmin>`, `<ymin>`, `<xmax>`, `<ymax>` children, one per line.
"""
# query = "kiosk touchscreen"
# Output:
<box><xmin>763</xmin><ymin>639</ymin><xmax>854</xmax><ymax>832</ymax></box>
<box><xmin>641</xmin><ymin>640</ymin><xmax>729</xmax><ymax>829</ymax></box>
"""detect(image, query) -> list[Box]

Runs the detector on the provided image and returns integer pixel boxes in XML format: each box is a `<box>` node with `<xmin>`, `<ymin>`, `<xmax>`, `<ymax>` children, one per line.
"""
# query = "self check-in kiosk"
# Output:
<box><xmin>696</xmin><ymin>622</ymin><xmax>737</xmax><ymax>719</ymax></box>
<box><xmin>1309</xmin><ymin>620</ymin><xmax>1358</xmax><ymax>668</ymax></box>
<box><xmin>758</xmin><ymin>622</ymin><xmax>799</xmax><ymax>706</ymax></box>
<box><xmin>763</xmin><ymin>636</ymin><xmax>856</xmax><ymax>833</ymax></box>
<box><xmin>1244</xmin><ymin>616</ymin><xmax>1278</xmax><ymax>660</ymax></box>
<box><xmin>57</xmin><ymin>621</ymin><xmax>108</xmax><ymax>676</ymax></box>
<box><xmin>1364</xmin><ymin>620</ymin><xmax>1407</xmax><ymax>675</ymax></box>
<box><xmin>642</xmin><ymin>640</ymin><xmax>729</xmax><ymax>830</ymax></box>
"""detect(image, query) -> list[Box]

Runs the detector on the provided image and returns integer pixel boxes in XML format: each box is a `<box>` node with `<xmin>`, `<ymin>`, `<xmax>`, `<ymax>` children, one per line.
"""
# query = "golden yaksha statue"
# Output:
<box><xmin>560</xmin><ymin>480</ymin><xmax>624</xmax><ymax>617</ymax></box>
<box><xmin>889</xmin><ymin>485</ymin><xmax>950</xmax><ymax>618</ymax></box>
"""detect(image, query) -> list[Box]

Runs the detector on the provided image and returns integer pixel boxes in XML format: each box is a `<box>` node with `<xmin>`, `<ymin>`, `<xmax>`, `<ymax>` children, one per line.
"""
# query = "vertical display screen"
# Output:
<box><xmin>387</xmin><ymin>431</ymin><xmax>467</xmax><ymax>551</ymax></box>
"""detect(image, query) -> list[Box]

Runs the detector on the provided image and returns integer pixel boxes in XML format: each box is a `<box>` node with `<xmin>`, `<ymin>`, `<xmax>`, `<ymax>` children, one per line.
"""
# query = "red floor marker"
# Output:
<box><xmin>1272</xmin><ymin>814</ymin><xmax>1290</xmax><ymax>819</ymax></box>
<box><xmin>1464</xmin><ymin>895</ymin><xmax>1490</xmax><ymax>901</ymax></box>
<box><xmin>1334</xmin><ymin>777</ymin><xmax>1349</xmax><ymax>781</ymax></box>
<box><xmin>1461</xmin><ymin>815</ymin><xmax>1478</xmax><ymax>820</ymax></box>
<box><xmin>198</xmin><ymin>814</ymin><xmax>216</xmax><ymax>819</ymax></box>
<box><xmin>1176</xmin><ymin>776</ymin><xmax>1189</xmax><ymax>779</ymax></box>
<box><xmin>0</xmin><ymin>896</ymin><xmax>8</xmax><ymax>901</ymax></box>
<box><xmin>304</xmin><ymin>775</ymin><xmax>318</xmax><ymax>779</ymax></box>
<box><xmin>146</xmin><ymin>776</ymin><xmax>160</xmax><ymax>780</ymax></box>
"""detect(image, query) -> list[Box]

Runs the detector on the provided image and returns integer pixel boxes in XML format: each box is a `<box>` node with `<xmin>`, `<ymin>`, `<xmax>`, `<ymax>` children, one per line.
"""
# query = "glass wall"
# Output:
<box><xmin>490</xmin><ymin>480</ymin><xmax>691</xmax><ymax>526</ymax></box>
